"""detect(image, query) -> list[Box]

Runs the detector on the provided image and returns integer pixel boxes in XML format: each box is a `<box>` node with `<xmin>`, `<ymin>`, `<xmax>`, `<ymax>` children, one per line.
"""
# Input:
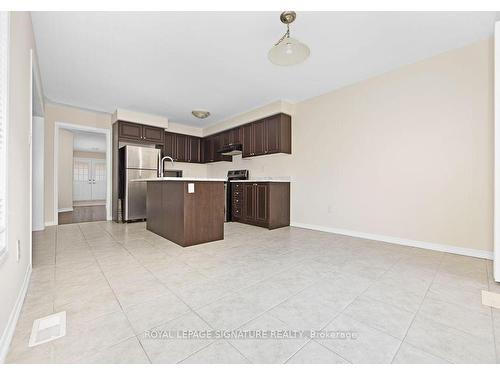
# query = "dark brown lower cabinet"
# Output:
<box><xmin>234</xmin><ymin>182</ymin><xmax>290</xmax><ymax>229</ymax></box>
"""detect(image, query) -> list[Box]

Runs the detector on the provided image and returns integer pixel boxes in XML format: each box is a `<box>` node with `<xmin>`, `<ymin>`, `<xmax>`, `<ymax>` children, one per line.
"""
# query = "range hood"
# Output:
<box><xmin>218</xmin><ymin>143</ymin><xmax>242</xmax><ymax>156</ymax></box>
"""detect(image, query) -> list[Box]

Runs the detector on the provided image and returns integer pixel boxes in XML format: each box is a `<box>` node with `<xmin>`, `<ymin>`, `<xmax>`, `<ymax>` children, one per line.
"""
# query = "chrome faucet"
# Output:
<box><xmin>159</xmin><ymin>156</ymin><xmax>175</xmax><ymax>178</ymax></box>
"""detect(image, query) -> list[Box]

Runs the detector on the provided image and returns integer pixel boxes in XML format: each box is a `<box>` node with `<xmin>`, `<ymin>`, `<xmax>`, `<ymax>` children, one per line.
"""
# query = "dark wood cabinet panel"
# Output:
<box><xmin>242</xmin><ymin>124</ymin><xmax>253</xmax><ymax>157</ymax></box>
<box><xmin>202</xmin><ymin>137</ymin><xmax>214</xmax><ymax>163</ymax></box>
<box><xmin>164</xmin><ymin>132</ymin><xmax>176</xmax><ymax>158</ymax></box>
<box><xmin>243</xmin><ymin>184</ymin><xmax>255</xmax><ymax>221</ymax></box>
<box><xmin>232</xmin><ymin>127</ymin><xmax>243</xmax><ymax>144</ymax></box>
<box><xmin>212</xmin><ymin>135</ymin><xmax>221</xmax><ymax>161</ymax></box>
<box><xmin>143</xmin><ymin>125</ymin><xmax>165</xmax><ymax>143</ymax></box>
<box><xmin>221</xmin><ymin>131</ymin><xmax>231</xmax><ymax>148</ymax></box>
<box><xmin>118</xmin><ymin>121</ymin><xmax>166</xmax><ymax>144</ymax></box>
<box><xmin>241</xmin><ymin>113</ymin><xmax>291</xmax><ymax>158</ymax></box>
<box><xmin>118</xmin><ymin>122</ymin><xmax>143</xmax><ymax>140</ymax></box>
<box><xmin>255</xmin><ymin>184</ymin><xmax>268</xmax><ymax>222</ymax></box>
<box><xmin>253</xmin><ymin>120</ymin><xmax>266</xmax><ymax>156</ymax></box>
<box><xmin>188</xmin><ymin>137</ymin><xmax>201</xmax><ymax>163</ymax></box>
<box><xmin>175</xmin><ymin>134</ymin><xmax>188</xmax><ymax>162</ymax></box>
<box><xmin>265</xmin><ymin>115</ymin><xmax>281</xmax><ymax>154</ymax></box>
<box><xmin>236</xmin><ymin>182</ymin><xmax>289</xmax><ymax>229</ymax></box>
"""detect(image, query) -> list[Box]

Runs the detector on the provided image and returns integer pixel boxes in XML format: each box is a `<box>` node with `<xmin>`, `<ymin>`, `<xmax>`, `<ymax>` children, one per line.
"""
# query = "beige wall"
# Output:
<box><xmin>206</xmin><ymin>38</ymin><xmax>494</xmax><ymax>253</ymax></box>
<box><xmin>73</xmin><ymin>151</ymin><xmax>105</xmax><ymax>159</ymax></box>
<box><xmin>44</xmin><ymin>102</ymin><xmax>112</xmax><ymax>224</ymax></box>
<box><xmin>57</xmin><ymin>129</ymin><xmax>73</xmax><ymax>210</ymax></box>
<box><xmin>0</xmin><ymin>12</ymin><xmax>39</xmax><ymax>359</ymax></box>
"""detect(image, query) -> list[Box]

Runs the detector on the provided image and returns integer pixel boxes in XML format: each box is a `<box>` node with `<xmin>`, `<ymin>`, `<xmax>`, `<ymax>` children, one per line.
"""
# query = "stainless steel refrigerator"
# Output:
<box><xmin>119</xmin><ymin>145</ymin><xmax>160</xmax><ymax>221</ymax></box>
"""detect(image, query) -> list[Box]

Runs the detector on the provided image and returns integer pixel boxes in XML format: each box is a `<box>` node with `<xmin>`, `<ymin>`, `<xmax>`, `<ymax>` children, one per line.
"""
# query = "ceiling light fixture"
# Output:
<box><xmin>268</xmin><ymin>11</ymin><xmax>310</xmax><ymax>66</ymax></box>
<box><xmin>192</xmin><ymin>110</ymin><xmax>210</xmax><ymax>119</ymax></box>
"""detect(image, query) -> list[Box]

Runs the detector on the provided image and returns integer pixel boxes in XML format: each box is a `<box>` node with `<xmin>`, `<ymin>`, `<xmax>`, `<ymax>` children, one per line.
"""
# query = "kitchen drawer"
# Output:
<box><xmin>232</xmin><ymin>207</ymin><xmax>242</xmax><ymax>218</ymax></box>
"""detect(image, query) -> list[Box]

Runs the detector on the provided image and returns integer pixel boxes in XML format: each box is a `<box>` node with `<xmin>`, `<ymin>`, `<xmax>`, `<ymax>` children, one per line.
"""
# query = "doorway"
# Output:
<box><xmin>54</xmin><ymin>124</ymin><xmax>111</xmax><ymax>225</ymax></box>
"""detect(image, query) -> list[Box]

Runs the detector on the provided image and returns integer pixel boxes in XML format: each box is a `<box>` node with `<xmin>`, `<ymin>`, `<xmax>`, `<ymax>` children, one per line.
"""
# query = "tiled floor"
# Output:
<box><xmin>6</xmin><ymin>221</ymin><xmax>500</xmax><ymax>363</ymax></box>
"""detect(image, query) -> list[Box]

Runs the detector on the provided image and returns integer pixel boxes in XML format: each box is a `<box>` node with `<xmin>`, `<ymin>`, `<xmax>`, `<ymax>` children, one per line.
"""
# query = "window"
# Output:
<box><xmin>0</xmin><ymin>12</ymin><xmax>9</xmax><ymax>256</ymax></box>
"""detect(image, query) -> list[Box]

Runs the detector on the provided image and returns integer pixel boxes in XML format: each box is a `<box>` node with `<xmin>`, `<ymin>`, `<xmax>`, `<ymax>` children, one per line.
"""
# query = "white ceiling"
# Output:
<box><xmin>73</xmin><ymin>131</ymin><xmax>106</xmax><ymax>153</ymax></box>
<box><xmin>32</xmin><ymin>11</ymin><xmax>498</xmax><ymax>127</ymax></box>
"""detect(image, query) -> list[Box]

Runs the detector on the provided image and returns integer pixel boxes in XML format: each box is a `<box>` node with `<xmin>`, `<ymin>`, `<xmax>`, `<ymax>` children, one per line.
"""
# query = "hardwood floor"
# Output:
<box><xmin>58</xmin><ymin>205</ymin><xmax>106</xmax><ymax>225</ymax></box>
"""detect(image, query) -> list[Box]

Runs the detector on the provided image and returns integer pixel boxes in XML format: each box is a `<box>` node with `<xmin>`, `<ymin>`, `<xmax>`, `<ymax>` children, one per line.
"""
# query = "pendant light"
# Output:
<box><xmin>268</xmin><ymin>11</ymin><xmax>310</xmax><ymax>66</ymax></box>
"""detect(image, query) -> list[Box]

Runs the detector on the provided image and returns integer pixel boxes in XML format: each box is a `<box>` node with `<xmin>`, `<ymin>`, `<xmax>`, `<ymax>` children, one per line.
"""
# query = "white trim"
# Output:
<box><xmin>44</xmin><ymin>221</ymin><xmax>55</xmax><ymax>227</ymax></box>
<box><xmin>0</xmin><ymin>12</ymin><xmax>10</xmax><ymax>260</ymax></box>
<box><xmin>0</xmin><ymin>264</ymin><xmax>31</xmax><ymax>363</ymax></box>
<box><xmin>57</xmin><ymin>207</ymin><xmax>73</xmax><ymax>213</ymax></box>
<box><xmin>494</xmin><ymin>21</ymin><xmax>500</xmax><ymax>281</ymax></box>
<box><xmin>29</xmin><ymin>50</ymin><xmax>33</xmax><ymax>269</ymax></box>
<box><xmin>291</xmin><ymin>222</ymin><xmax>494</xmax><ymax>260</ymax></box>
<box><xmin>54</xmin><ymin>122</ymin><xmax>112</xmax><ymax>224</ymax></box>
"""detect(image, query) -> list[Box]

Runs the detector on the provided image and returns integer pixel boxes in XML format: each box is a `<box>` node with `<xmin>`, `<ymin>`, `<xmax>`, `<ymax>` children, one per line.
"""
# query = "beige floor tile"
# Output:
<box><xmin>343</xmin><ymin>295</ymin><xmax>415</xmax><ymax>339</ymax></box>
<box><xmin>7</xmin><ymin>222</ymin><xmax>498</xmax><ymax>364</ymax></box>
<box><xmin>318</xmin><ymin>314</ymin><xmax>402</xmax><ymax>364</ymax></box>
<box><xmin>418</xmin><ymin>296</ymin><xmax>493</xmax><ymax>340</ymax></box>
<box><xmin>405</xmin><ymin>315</ymin><xmax>496</xmax><ymax>363</ymax></box>
<box><xmin>112</xmin><ymin>277</ymin><xmax>170</xmax><ymax>308</ymax></box>
<box><xmin>181</xmin><ymin>340</ymin><xmax>249</xmax><ymax>363</ymax></box>
<box><xmin>286</xmin><ymin>340</ymin><xmax>348</xmax><ymax>363</ymax></box>
<box><xmin>53</xmin><ymin>310</ymin><xmax>135</xmax><ymax>363</ymax></box>
<box><xmin>139</xmin><ymin>311</ymin><xmax>213</xmax><ymax>363</ymax></box>
<box><xmin>228</xmin><ymin>313</ymin><xmax>309</xmax><ymax>363</ymax></box>
<box><xmin>392</xmin><ymin>342</ymin><xmax>449</xmax><ymax>363</ymax></box>
<box><xmin>80</xmin><ymin>337</ymin><xmax>150</xmax><ymax>363</ymax></box>
<box><xmin>124</xmin><ymin>291</ymin><xmax>190</xmax><ymax>334</ymax></box>
<box><xmin>426</xmin><ymin>281</ymin><xmax>490</xmax><ymax>314</ymax></box>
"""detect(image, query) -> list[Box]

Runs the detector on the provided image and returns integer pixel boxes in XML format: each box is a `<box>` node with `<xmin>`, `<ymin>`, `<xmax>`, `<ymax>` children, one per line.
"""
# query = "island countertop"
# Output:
<box><xmin>229</xmin><ymin>178</ymin><xmax>291</xmax><ymax>183</ymax></box>
<box><xmin>132</xmin><ymin>177</ymin><xmax>227</xmax><ymax>182</ymax></box>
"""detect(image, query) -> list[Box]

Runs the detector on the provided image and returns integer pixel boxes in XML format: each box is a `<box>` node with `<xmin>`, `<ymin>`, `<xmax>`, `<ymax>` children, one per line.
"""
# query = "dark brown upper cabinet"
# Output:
<box><xmin>242</xmin><ymin>124</ymin><xmax>253</xmax><ymax>158</ymax></box>
<box><xmin>164</xmin><ymin>131</ymin><xmax>176</xmax><ymax>158</ymax></box>
<box><xmin>175</xmin><ymin>134</ymin><xmax>188</xmax><ymax>162</ymax></box>
<box><xmin>202</xmin><ymin>137</ymin><xmax>215</xmax><ymax>163</ymax></box>
<box><xmin>265</xmin><ymin>115</ymin><xmax>281</xmax><ymax>154</ymax></box>
<box><xmin>117</xmin><ymin>121</ymin><xmax>165</xmax><ymax>144</ymax></box>
<box><xmin>188</xmin><ymin>137</ymin><xmax>201</xmax><ymax>163</ymax></box>
<box><xmin>118</xmin><ymin>121</ymin><xmax>143</xmax><ymax>140</ymax></box>
<box><xmin>117</xmin><ymin>112</ymin><xmax>290</xmax><ymax>165</ymax></box>
<box><xmin>143</xmin><ymin>125</ymin><xmax>165</xmax><ymax>143</ymax></box>
<box><xmin>164</xmin><ymin>132</ymin><xmax>202</xmax><ymax>163</ymax></box>
<box><xmin>241</xmin><ymin>114</ymin><xmax>291</xmax><ymax>158</ymax></box>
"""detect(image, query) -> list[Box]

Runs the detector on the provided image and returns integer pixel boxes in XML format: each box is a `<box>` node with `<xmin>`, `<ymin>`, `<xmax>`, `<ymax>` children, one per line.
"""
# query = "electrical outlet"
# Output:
<box><xmin>16</xmin><ymin>240</ymin><xmax>21</xmax><ymax>262</ymax></box>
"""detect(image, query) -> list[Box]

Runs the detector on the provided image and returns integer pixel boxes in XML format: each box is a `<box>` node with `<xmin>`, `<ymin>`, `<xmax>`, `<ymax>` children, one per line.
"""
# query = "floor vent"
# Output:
<box><xmin>28</xmin><ymin>311</ymin><xmax>66</xmax><ymax>347</ymax></box>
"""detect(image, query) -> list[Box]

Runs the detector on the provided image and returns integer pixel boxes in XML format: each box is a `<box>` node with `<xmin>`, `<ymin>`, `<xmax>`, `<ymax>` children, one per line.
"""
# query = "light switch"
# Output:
<box><xmin>188</xmin><ymin>183</ymin><xmax>195</xmax><ymax>193</ymax></box>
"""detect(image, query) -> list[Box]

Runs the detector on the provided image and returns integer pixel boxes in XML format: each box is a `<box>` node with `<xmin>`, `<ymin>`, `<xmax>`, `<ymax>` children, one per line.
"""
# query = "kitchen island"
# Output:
<box><xmin>132</xmin><ymin>177</ymin><xmax>226</xmax><ymax>247</ymax></box>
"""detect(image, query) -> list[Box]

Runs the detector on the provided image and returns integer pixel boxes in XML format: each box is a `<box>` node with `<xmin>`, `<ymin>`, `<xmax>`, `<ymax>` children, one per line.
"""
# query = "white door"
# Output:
<box><xmin>73</xmin><ymin>158</ymin><xmax>92</xmax><ymax>201</ymax></box>
<box><xmin>73</xmin><ymin>158</ymin><xmax>107</xmax><ymax>202</ymax></box>
<box><xmin>91</xmin><ymin>159</ymin><xmax>107</xmax><ymax>200</ymax></box>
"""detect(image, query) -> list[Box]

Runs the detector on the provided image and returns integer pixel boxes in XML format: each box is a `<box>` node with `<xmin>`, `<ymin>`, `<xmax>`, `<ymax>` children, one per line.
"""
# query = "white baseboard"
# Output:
<box><xmin>44</xmin><ymin>221</ymin><xmax>55</xmax><ymax>227</ymax></box>
<box><xmin>290</xmin><ymin>222</ymin><xmax>494</xmax><ymax>260</ymax></box>
<box><xmin>0</xmin><ymin>264</ymin><xmax>32</xmax><ymax>363</ymax></box>
<box><xmin>57</xmin><ymin>207</ymin><xmax>73</xmax><ymax>213</ymax></box>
